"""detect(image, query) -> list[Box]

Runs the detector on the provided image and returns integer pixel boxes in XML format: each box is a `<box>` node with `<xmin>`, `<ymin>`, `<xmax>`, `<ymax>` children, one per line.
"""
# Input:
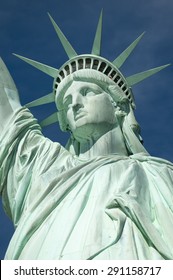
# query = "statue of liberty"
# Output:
<box><xmin>0</xmin><ymin>11</ymin><xmax>173</xmax><ymax>260</ymax></box>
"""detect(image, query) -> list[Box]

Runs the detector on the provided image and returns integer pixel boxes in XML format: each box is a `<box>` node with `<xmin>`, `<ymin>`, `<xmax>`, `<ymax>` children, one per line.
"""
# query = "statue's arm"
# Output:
<box><xmin>0</xmin><ymin>58</ymin><xmax>22</xmax><ymax>132</ymax></box>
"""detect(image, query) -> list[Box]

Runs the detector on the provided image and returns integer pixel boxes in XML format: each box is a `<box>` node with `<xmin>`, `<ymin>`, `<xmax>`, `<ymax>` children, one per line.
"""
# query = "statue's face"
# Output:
<box><xmin>62</xmin><ymin>81</ymin><xmax>116</xmax><ymax>141</ymax></box>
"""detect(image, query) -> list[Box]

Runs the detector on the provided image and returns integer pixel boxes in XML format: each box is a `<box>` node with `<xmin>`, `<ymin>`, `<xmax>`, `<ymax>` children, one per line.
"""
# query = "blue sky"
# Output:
<box><xmin>0</xmin><ymin>0</ymin><xmax>173</xmax><ymax>259</ymax></box>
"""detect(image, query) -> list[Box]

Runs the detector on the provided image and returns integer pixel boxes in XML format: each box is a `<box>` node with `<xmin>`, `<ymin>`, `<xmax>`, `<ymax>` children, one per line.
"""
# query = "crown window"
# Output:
<box><xmin>114</xmin><ymin>75</ymin><xmax>120</xmax><ymax>82</ymax></box>
<box><xmin>65</xmin><ymin>65</ymin><xmax>70</xmax><ymax>75</ymax></box>
<box><xmin>122</xmin><ymin>86</ymin><xmax>127</xmax><ymax>92</ymax></box>
<box><xmin>104</xmin><ymin>66</ymin><xmax>112</xmax><ymax>75</ymax></box>
<box><xmin>92</xmin><ymin>59</ymin><xmax>99</xmax><ymax>70</ymax></box>
<box><xmin>78</xmin><ymin>59</ymin><xmax>83</xmax><ymax>69</ymax></box>
<box><xmin>98</xmin><ymin>62</ymin><xmax>107</xmax><ymax>72</ymax></box>
<box><xmin>85</xmin><ymin>58</ymin><xmax>91</xmax><ymax>68</ymax></box>
<box><xmin>118</xmin><ymin>80</ymin><xmax>124</xmax><ymax>87</ymax></box>
<box><xmin>71</xmin><ymin>61</ymin><xmax>76</xmax><ymax>72</ymax></box>
<box><xmin>56</xmin><ymin>77</ymin><xmax>61</xmax><ymax>83</ymax></box>
<box><xmin>59</xmin><ymin>70</ymin><xmax>65</xmax><ymax>78</ymax></box>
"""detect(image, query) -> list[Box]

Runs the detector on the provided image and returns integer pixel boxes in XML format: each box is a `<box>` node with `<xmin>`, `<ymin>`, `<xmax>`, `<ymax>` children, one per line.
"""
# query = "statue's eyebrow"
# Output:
<box><xmin>80</xmin><ymin>84</ymin><xmax>103</xmax><ymax>93</ymax></box>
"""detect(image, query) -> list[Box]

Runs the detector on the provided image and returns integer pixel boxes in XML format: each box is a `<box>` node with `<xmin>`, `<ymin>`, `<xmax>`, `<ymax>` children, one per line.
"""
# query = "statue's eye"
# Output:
<box><xmin>81</xmin><ymin>88</ymin><xmax>90</xmax><ymax>96</ymax></box>
<box><xmin>81</xmin><ymin>88</ymin><xmax>97</xmax><ymax>97</ymax></box>
<box><xmin>85</xmin><ymin>91</ymin><xmax>96</xmax><ymax>97</ymax></box>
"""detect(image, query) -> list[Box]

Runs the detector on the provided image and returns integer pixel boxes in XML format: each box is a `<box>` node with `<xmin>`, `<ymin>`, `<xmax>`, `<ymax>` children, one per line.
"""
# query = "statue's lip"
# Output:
<box><xmin>75</xmin><ymin>110</ymin><xmax>87</xmax><ymax>120</ymax></box>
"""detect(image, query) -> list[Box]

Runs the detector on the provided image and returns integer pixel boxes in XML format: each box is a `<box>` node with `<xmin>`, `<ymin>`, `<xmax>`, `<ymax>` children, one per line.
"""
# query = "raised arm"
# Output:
<box><xmin>0</xmin><ymin>58</ymin><xmax>22</xmax><ymax>132</ymax></box>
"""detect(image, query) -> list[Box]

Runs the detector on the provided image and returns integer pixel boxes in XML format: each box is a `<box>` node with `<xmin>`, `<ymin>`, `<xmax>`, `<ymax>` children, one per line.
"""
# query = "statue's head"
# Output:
<box><xmin>55</xmin><ymin>69</ymin><xmax>132</xmax><ymax>139</ymax></box>
<box><xmin>54</xmin><ymin>68</ymin><xmax>144</xmax><ymax>155</ymax></box>
<box><xmin>14</xmin><ymin>11</ymin><xmax>170</xmax><ymax>154</ymax></box>
<box><xmin>50</xmin><ymin>44</ymin><xmax>136</xmax><ymax>143</ymax></box>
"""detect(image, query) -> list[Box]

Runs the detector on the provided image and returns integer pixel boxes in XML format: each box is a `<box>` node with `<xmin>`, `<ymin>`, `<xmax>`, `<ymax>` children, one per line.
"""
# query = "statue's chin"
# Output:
<box><xmin>72</xmin><ymin>122</ymin><xmax>116</xmax><ymax>143</ymax></box>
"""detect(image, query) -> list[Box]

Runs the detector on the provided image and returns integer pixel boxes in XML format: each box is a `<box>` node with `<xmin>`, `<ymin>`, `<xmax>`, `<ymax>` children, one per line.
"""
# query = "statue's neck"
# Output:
<box><xmin>78</xmin><ymin>126</ymin><xmax>128</xmax><ymax>159</ymax></box>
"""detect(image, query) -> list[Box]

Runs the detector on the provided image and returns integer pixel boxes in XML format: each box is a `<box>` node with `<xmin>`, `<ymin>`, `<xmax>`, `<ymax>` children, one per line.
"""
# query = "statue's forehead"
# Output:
<box><xmin>55</xmin><ymin>69</ymin><xmax>111</xmax><ymax>96</ymax></box>
<box><xmin>64</xmin><ymin>80</ymin><xmax>104</xmax><ymax>93</ymax></box>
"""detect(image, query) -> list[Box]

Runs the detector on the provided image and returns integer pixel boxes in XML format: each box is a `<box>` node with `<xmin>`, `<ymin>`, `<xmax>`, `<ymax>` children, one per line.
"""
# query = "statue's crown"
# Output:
<box><xmin>13</xmin><ymin>11</ymin><xmax>170</xmax><ymax>127</ymax></box>
<box><xmin>54</xmin><ymin>54</ymin><xmax>135</xmax><ymax>106</ymax></box>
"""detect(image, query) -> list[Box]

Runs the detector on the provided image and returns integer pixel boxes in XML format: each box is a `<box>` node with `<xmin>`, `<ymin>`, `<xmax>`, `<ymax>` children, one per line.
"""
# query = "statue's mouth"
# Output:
<box><xmin>75</xmin><ymin>110</ymin><xmax>87</xmax><ymax>121</ymax></box>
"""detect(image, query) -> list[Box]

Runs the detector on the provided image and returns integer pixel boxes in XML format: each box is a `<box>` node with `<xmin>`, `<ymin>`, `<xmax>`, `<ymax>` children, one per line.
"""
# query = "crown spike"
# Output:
<box><xmin>112</xmin><ymin>32</ymin><xmax>145</xmax><ymax>69</ymax></box>
<box><xmin>13</xmin><ymin>54</ymin><xmax>58</xmax><ymax>78</ymax></box>
<box><xmin>126</xmin><ymin>64</ymin><xmax>170</xmax><ymax>86</ymax></box>
<box><xmin>25</xmin><ymin>93</ymin><xmax>54</xmax><ymax>108</ymax></box>
<box><xmin>40</xmin><ymin>112</ymin><xmax>59</xmax><ymax>127</ymax></box>
<box><xmin>91</xmin><ymin>9</ymin><xmax>103</xmax><ymax>56</ymax></box>
<box><xmin>48</xmin><ymin>13</ymin><xmax>77</xmax><ymax>59</ymax></box>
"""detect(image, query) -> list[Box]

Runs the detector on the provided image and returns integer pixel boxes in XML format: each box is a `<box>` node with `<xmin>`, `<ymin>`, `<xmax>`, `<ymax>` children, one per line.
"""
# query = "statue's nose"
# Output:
<box><xmin>71</xmin><ymin>93</ymin><xmax>84</xmax><ymax>110</ymax></box>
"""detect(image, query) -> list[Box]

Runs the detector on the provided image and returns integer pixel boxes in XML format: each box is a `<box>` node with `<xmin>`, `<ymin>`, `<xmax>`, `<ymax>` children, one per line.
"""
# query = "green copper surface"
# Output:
<box><xmin>91</xmin><ymin>10</ymin><xmax>103</xmax><ymax>55</ymax></box>
<box><xmin>13</xmin><ymin>12</ymin><xmax>170</xmax><ymax>121</ymax></box>
<box><xmin>126</xmin><ymin>64</ymin><xmax>170</xmax><ymax>86</ymax></box>
<box><xmin>13</xmin><ymin>53</ymin><xmax>58</xmax><ymax>78</ymax></box>
<box><xmin>112</xmin><ymin>32</ymin><xmax>145</xmax><ymax>68</ymax></box>
<box><xmin>48</xmin><ymin>13</ymin><xmax>77</xmax><ymax>59</ymax></box>
<box><xmin>1</xmin><ymin>11</ymin><xmax>173</xmax><ymax>261</ymax></box>
<box><xmin>40</xmin><ymin>112</ymin><xmax>58</xmax><ymax>127</ymax></box>
<box><xmin>1</xmin><ymin>62</ymin><xmax>173</xmax><ymax>260</ymax></box>
<box><xmin>25</xmin><ymin>93</ymin><xmax>54</xmax><ymax>108</ymax></box>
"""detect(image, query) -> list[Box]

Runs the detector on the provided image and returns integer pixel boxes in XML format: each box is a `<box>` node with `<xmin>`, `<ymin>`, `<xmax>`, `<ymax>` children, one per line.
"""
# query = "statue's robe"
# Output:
<box><xmin>1</xmin><ymin>107</ymin><xmax>173</xmax><ymax>260</ymax></box>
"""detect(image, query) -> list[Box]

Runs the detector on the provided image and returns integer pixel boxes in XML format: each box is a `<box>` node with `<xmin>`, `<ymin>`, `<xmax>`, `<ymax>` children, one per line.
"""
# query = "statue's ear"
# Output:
<box><xmin>114</xmin><ymin>102</ymin><xmax>128</xmax><ymax>121</ymax></box>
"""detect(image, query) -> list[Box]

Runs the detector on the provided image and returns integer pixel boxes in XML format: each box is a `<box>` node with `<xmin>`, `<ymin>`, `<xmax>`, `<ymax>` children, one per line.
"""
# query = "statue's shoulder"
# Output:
<box><xmin>130</xmin><ymin>153</ymin><xmax>173</xmax><ymax>169</ymax></box>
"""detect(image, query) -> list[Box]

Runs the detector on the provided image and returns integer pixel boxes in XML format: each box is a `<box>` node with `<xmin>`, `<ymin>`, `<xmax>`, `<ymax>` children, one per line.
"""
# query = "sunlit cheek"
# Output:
<box><xmin>91</xmin><ymin>99</ymin><xmax>115</xmax><ymax>124</ymax></box>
